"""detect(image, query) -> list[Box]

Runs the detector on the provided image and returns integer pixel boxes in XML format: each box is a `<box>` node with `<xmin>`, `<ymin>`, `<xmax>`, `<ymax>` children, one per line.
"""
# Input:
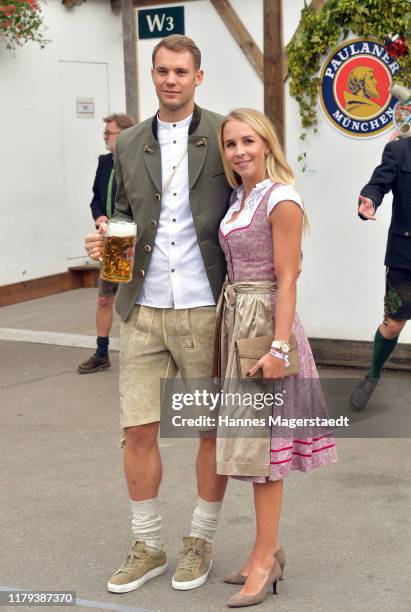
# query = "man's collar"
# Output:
<box><xmin>151</xmin><ymin>104</ymin><xmax>201</xmax><ymax>140</ymax></box>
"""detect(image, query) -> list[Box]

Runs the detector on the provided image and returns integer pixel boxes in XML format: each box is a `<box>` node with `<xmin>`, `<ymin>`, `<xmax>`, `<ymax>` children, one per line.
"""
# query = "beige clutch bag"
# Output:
<box><xmin>235</xmin><ymin>334</ymin><xmax>299</xmax><ymax>379</ymax></box>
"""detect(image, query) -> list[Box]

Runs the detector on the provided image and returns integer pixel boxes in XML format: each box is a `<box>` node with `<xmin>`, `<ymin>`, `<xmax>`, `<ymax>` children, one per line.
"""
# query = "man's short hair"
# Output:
<box><xmin>152</xmin><ymin>34</ymin><xmax>201</xmax><ymax>70</ymax></box>
<box><xmin>103</xmin><ymin>113</ymin><xmax>134</xmax><ymax>130</ymax></box>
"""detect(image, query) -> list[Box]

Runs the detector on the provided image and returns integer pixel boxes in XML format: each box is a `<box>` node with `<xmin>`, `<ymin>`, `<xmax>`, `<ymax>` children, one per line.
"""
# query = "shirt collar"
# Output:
<box><xmin>157</xmin><ymin>113</ymin><xmax>192</xmax><ymax>129</ymax></box>
<box><xmin>151</xmin><ymin>104</ymin><xmax>201</xmax><ymax>140</ymax></box>
<box><xmin>235</xmin><ymin>178</ymin><xmax>273</xmax><ymax>201</ymax></box>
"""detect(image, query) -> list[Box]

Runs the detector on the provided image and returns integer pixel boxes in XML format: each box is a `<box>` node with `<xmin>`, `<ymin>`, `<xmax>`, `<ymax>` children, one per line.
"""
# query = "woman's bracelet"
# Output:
<box><xmin>269</xmin><ymin>349</ymin><xmax>290</xmax><ymax>368</ymax></box>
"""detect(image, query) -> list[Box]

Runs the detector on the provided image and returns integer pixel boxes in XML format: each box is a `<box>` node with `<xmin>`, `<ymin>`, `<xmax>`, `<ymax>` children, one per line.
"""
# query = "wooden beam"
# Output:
<box><xmin>0</xmin><ymin>264</ymin><xmax>102</xmax><ymax>306</ymax></box>
<box><xmin>111</xmin><ymin>0</ymin><xmax>122</xmax><ymax>11</ymax></box>
<box><xmin>122</xmin><ymin>0</ymin><xmax>139</xmax><ymax>122</ymax></box>
<box><xmin>310</xmin><ymin>0</ymin><xmax>327</xmax><ymax>9</ymax></box>
<box><xmin>209</xmin><ymin>0</ymin><xmax>263</xmax><ymax>81</ymax></box>
<box><xmin>310</xmin><ymin>338</ymin><xmax>411</xmax><ymax>372</ymax></box>
<box><xmin>264</xmin><ymin>0</ymin><xmax>284</xmax><ymax>147</ymax></box>
<box><xmin>0</xmin><ymin>273</ymin><xmax>83</xmax><ymax>307</ymax></box>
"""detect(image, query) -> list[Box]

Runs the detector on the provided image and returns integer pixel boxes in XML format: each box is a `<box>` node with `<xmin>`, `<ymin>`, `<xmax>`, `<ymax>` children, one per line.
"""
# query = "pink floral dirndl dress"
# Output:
<box><xmin>215</xmin><ymin>179</ymin><xmax>337</xmax><ymax>482</ymax></box>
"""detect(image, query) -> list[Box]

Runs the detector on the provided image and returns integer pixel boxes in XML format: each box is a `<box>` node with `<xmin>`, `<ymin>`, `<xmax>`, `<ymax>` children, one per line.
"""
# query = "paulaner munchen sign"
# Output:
<box><xmin>319</xmin><ymin>37</ymin><xmax>400</xmax><ymax>138</ymax></box>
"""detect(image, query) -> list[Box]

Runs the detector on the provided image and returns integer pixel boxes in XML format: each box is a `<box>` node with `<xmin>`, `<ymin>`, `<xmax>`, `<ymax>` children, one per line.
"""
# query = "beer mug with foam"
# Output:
<box><xmin>101</xmin><ymin>219</ymin><xmax>137</xmax><ymax>283</ymax></box>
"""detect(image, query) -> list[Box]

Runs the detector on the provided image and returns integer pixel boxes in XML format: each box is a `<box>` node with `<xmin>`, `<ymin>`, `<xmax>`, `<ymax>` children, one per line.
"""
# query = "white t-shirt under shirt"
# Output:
<box><xmin>219</xmin><ymin>179</ymin><xmax>304</xmax><ymax>237</ymax></box>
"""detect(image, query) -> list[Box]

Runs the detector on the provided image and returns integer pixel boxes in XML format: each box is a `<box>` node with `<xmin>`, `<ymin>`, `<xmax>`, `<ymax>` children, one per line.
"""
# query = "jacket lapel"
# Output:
<box><xmin>143</xmin><ymin>142</ymin><xmax>162</xmax><ymax>193</ymax></box>
<box><xmin>188</xmin><ymin>135</ymin><xmax>208</xmax><ymax>190</ymax></box>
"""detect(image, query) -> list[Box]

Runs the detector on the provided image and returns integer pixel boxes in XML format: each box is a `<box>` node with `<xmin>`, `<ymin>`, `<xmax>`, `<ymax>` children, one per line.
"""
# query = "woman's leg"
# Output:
<box><xmin>240</xmin><ymin>480</ymin><xmax>283</xmax><ymax>595</ymax></box>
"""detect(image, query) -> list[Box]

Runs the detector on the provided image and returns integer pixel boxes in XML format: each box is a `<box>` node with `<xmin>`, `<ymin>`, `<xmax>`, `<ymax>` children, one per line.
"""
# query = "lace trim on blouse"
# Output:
<box><xmin>219</xmin><ymin>179</ymin><xmax>304</xmax><ymax>238</ymax></box>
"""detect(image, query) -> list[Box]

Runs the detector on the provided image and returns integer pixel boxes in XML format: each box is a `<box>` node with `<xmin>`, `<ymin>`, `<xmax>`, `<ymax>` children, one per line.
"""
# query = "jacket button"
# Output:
<box><xmin>138</xmin><ymin>269</ymin><xmax>145</xmax><ymax>278</ymax></box>
<box><xmin>144</xmin><ymin>244</ymin><xmax>152</xmax><ymax>253</ymax></box>
<box><xmin>150</xmin><ymin>220</ymin><xmax>157</xmax><ymax>228</ymax></box>
<box><xmin>154</xmin><ymin>193</ymin><xmax>161</xmax><ymax>201</ymax></box>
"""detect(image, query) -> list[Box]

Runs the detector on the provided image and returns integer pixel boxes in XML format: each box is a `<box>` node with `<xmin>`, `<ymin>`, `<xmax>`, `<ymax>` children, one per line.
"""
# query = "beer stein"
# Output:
<box><xmin>101</xmin><ymin>219</ymin><xmax>137</xmax><ymax>283</ymax></box>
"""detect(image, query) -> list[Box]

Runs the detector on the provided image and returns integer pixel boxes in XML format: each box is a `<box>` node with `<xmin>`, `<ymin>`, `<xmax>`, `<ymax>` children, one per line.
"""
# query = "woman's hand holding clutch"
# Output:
<box><xmin>247</xmin><ymin>353</ymin><xmax>286</xmax><ymax>379</ymax></box>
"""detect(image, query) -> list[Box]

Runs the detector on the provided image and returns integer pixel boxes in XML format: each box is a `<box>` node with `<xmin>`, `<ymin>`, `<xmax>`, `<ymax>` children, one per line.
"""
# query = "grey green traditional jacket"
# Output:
<box><xmin>113</xmin><ymin>105</ymin><xmax>231</xmax><ymax>321</ymax></box>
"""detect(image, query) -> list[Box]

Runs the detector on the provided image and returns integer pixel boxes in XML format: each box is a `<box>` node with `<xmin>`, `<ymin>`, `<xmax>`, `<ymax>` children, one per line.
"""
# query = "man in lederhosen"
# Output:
<box><xmin>350</xmin><ymin>137</ymin><xmax>411</xmax><ymax>410</ymax></box>
<box><xmin>78</xmin><ymin>113</ymin><xmax>134</xmax><ymax>374</ymax></box>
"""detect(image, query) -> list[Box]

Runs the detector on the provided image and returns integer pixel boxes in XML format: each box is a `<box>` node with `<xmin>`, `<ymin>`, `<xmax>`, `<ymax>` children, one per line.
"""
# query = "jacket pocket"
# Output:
<box><xmin>130</xmin><ymin>306</ymin><xmax>155</xmax><ymax>346</ymax></box>
<box><xmin>391</xmin><ymin>226</ymin><xmax>411</xmax><ymax>237</ymax></box>
<box><xmin>400</xmin><ymin>162</ymin><xmax>411</xmax><ymax>173</ymax></box>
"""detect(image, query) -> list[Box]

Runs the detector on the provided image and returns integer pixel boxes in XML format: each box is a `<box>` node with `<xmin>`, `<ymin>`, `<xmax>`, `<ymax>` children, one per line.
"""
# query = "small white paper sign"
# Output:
<box><xmin>76</xmin><ymin>97</ymin><xmax>95</xmax><ymax>118</ymax></box>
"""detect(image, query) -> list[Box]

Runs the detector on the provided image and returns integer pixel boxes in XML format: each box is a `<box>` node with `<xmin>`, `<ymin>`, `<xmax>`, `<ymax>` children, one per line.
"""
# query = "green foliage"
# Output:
<box><xmin>287</xmin><ymin>0</ymin><xmax>411</xmax><ymax>131</ymax></box>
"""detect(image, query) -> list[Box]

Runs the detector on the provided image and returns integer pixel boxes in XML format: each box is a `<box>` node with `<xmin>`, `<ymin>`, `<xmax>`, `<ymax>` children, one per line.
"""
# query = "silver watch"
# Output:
<box><xmin>271</xmin><ymin>340</ymin><xmax>290</xmax><ymax>354</ymax></box>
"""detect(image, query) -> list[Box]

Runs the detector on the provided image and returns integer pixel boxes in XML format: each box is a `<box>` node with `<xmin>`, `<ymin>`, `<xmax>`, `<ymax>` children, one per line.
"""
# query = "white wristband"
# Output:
<box><xmin>269</xmin><ymin>349</ymin><xmax>290</xmax><ymax>368</ymax></box>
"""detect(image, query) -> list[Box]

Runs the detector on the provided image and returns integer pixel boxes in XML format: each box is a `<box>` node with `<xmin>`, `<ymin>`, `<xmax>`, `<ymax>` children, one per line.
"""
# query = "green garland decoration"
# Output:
<box><xmin>287</xmin><ymin>0</ymin><xmax>411</xmax><ymax>167</ymax></box>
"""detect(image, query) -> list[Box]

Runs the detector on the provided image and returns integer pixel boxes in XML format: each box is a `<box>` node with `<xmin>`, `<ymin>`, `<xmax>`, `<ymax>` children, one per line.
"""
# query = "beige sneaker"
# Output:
<box><xmin>107</xmin><ymin>541</ymin><xmax>167</xmax><ymax>593</ymax></box>
<box><xmin>171</xmin><ymin>537</ymin><xmax>212</xmax><ymax>591</ymax></box>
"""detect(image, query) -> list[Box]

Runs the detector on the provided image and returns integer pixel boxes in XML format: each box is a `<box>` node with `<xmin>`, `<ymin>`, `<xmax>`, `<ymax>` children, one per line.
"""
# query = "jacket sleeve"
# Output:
<box><xmin>90</xmin><ymin>157</ymin><xmax>106</xmax><ymax>221</ymax></box>
<box><xmin>360</xmin><ymin>142</ymin><xmax>399</xmax><ymax>212</ymax></box>
<box><xmin>112</xmin><ymin>137</ymin><xmax>133</xmax><ymax>223</ymax></box>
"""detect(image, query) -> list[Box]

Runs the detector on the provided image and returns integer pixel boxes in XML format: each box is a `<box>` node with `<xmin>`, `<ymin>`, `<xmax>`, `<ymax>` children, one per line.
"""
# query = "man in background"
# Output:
<box><xmin>350</xmin><ymin>136</ymin><xmax>411</xmax><ymax>410</ymax></box>
<box><xmin>78</xmin><ymin>113</ymin><xmax>134</xmax><ymax>374</ymax></box>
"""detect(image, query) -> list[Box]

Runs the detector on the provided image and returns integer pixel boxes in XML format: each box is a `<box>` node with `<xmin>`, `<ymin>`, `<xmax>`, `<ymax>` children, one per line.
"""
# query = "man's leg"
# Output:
<box><xmin>367</xmin><ymin>318</ymin><xmax>406</xmax><ymax>378</ymax></box>
<box><xmin>196</xmin><ymin>436</ymin><xmax>228</xmax><ymax>502</ymax></box>
<box><xmin>124</xmin><ymin>423</ymin><xmax>162</xmax><ymax>552</ymax></box>
<box><xmin>108</xmin><ymin>422</ymin><xmax>167</xmax><ymax>593</ymax></box>
<box><xmin>350</xmin><ymin>267</ymin><xmax>410</xmax><ymax>411</ymax></box>
<box><xmin>350</xmin><ymin>317</ymin><xmax>406</xmax><ymax>411</ymax></box>
<box><xmin>168</xmin><ymin>307</ymin><xmax>228</xmax><ymax>590</ymax></box>
<box><xmin>78</xmin><ymin>280</ymin><xmax>117</xmax><ymax>374</ymax></box>
<box><xmin>124</xmin><ymin>422</ymin><xmax>162</xmax><ymax>502</ymax></box>
<box><xmin>96</xmin><ymin>294</ymin><xmax>115</xmax><ymax>339</ymax></box>
<box><xmin>108</xmin><ymin>306</ymin><xmax>177</xmax><ymax>593</ymax></box>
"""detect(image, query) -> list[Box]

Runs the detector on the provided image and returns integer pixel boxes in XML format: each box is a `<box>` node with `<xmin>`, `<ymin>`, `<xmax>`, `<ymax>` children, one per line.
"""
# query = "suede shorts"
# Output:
<box><xmin>384</xmin><ymin>266</ymin><xmax>411</xmax><ymax>322</ymax></box>
<box><xmin>119</xmin><ymin>305</ymin><xmax>216</xmax><ymax>442</ymax></box>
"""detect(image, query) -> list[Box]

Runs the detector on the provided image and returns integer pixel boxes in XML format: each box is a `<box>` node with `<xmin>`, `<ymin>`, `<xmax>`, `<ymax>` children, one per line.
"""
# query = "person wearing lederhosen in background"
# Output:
<box><xmin>78</xmin><ymin>113</ymin><xmax>134</xmax><ymax>374</ymax></box>
<box><xmin>350</xmin><ymin>137</ymin><xmax>411</xmax><ymax>411</ymax></box>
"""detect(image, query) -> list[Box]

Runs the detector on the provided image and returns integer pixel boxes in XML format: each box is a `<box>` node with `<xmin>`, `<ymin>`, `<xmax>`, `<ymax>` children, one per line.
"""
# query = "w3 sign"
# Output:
<box><xmin>138</xmin><ymin>7</ymin><xmax>185</xmax><ymax>39</ymax></box>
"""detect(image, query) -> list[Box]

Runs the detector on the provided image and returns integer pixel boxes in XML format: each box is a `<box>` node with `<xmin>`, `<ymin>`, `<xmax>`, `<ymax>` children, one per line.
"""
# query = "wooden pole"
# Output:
<box><xmin>122</xmin><ymin>0</ymin><xmax>139</xmax><ymax>122</ymax></box>
<box><xmin>264</xmin><ymin>0</ymin><xmax>284</xmax><ymax>148</ymax></box>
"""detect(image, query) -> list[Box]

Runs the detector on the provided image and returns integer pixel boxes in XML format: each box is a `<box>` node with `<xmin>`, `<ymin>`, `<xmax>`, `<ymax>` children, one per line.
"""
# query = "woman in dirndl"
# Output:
<box><xmin>214</xmin><ymin>108</ymin><xmax>337</xmax><ymax>608</ymax></box>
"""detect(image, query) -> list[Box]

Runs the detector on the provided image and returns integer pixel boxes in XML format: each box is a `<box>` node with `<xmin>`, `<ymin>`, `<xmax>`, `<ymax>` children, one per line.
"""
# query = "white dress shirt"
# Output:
<box><xmin>136</xmin><ymin>114</ymin><xmax>216</xmax><ymax>309</ymax></box>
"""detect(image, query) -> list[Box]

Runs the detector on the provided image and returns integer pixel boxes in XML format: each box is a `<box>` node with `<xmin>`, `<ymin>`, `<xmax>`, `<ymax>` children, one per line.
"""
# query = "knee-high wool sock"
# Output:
<box><xmin>189</xmin><ymin>497</ymin><xmax>223</xmax><ymax>544</ymax></box>
<box><xmin>367</xmin><ymin>328</ymin><xmax>399</xmax><ymax>379</ymax></box>
<box><xmin>96</xmin><ymin>336</ymin><xmax>109</xmax><ymax>358</ymax></box>
<box><xmin>130</xmin><ymin>497</ymin><xmax>162</xmax><ymax>550</ymax></box>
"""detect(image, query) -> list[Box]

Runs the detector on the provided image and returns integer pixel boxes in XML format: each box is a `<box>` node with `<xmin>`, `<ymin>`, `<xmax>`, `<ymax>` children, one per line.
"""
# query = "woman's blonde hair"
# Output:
<box><xmin>218</xmin><ymin>108</ymin><xmax>309</xmax><ymax>230</ymax></box>
<box><xmin>217</xmin><ymin>108</ymin><xmax>295</xmax><ymax>189</ymax></box>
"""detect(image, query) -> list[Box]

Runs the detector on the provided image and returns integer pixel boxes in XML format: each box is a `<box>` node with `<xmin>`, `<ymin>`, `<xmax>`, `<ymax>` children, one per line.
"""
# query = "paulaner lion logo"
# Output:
<box><xmin>319</xmin><ymin>38</ymin><xmax>400</xmax><ymax>137</ymax></box>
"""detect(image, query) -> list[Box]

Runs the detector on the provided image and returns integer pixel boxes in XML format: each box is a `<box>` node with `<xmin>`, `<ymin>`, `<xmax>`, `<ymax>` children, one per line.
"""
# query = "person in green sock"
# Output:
<box><xmin>350</xmin><ymin>136</ymin><xmax>411</xmax><ymax>411</ymax></box>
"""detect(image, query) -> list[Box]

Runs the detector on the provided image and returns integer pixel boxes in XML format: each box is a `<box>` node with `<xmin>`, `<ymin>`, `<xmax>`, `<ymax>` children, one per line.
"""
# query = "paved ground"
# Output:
<box><xmin>1</xmin><ymin>289</ymin><xmax>410</xmax><ymax>612</ymax></box>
